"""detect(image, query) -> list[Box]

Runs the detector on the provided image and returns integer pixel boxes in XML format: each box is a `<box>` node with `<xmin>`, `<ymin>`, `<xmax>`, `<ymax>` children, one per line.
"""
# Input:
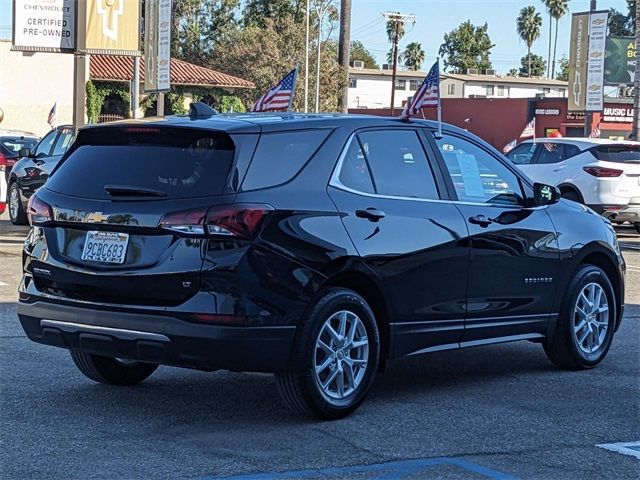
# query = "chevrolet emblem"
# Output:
<box><xmin>84</xmin><ymin>212</ymin><xmax>108</xmax><ymax>223</ymax></box>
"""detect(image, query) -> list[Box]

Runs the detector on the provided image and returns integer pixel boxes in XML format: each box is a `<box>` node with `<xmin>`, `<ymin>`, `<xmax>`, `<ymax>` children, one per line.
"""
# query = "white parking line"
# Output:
<box><xmin>0</xmin><ymin>282</ymin><xmax>8</xmax><ymax>286</ymax></box>
<box><xmin>597</xmin><ymin>441</ymin><xmax>640</xmax><ymax>459</ymax></box>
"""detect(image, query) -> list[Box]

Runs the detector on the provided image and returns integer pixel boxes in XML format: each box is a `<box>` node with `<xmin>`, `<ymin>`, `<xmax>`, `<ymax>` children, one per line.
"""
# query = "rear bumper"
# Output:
<box><xmin>17</xmin><ymin>299</ymin><xmax>296</xmax><ymax>373</ymax></box>
<box><xmin>601</xmin><ymin>203</ymin><xmax>640</xmax><ymax>224</ymax></box>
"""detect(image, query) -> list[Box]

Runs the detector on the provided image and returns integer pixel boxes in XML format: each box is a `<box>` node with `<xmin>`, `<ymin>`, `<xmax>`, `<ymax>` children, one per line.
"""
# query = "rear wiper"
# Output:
<box><xmin>104</xmin><ymin>184</ymin><xmax>167</xmax><ymax>197</ymax></box>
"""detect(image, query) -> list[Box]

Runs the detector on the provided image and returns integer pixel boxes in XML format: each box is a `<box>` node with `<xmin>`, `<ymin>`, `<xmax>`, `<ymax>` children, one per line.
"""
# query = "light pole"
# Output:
<box><xmin>313</xmin><ymin>1</ymin><xmax>331</xmax><ymax>113</ymax></box>
<box><xmin>304</xmin><ymin>0</ymin><xmax>310</xmax><ymax>113</ymax></box>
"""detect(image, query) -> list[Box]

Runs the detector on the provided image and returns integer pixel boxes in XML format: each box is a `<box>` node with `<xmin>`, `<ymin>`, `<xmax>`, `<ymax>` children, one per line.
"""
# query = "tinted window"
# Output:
<box><xmin>358</xmin><ymin>130</ymin><xmax>439</xmax><ymax>200</ymax></box>
<box><xmin>51</xmin><ymin>128</ymin><xmax>74</xmax><ymax>156</ymax></box>
<box><xmin>507</xmin><ymin>143</ymin><xmax>537</xmax><ymax>165</ymax></box>
<box><xmin>242</xmin><ymin>130</ymin><xmax>330</xmax><ymax>190</ymax></box>
<box><xmin>338</xmin><ymin>138</ymin><xmax>374</xmax><ymax>194</ymax></box>
<box><xmin>565</xmin><ymin>144</ymin><xmax>581</xmax><ymax>159</ymax></box>
<box><xmin>536</xmin><ymin>143</ymin><xmax>565</xmax><ymax>164</ymax></box>
<box><xmin>592</xmin><ymin>145</ymin><xmax>640</xmax><ymax>163</ymax></box>
<box><xmin>0</xmin><ymin>136</ymin><xmax>38</xmax><ymax>156</ymax></box>
<box><xmin>436</xmin><ymin>134</ymin><xmax>524</xmax><ymax>206</ymax></box>
<box><xmin>33</xmin><ymin>130</ymin><xmax>58</xmax><ymax>157</ymax></box>
<box><xmin>46</xmin><ymin>127</ymin><xmax>235</xmax><ymax>199</ymax></box>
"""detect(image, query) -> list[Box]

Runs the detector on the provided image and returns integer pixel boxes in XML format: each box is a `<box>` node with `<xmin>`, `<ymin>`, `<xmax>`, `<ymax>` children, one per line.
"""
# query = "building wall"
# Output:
<box><xmin>0</xmin><ymin>40</ymin><xmax>76</xmax><ymax>136</ymax></box>
<box><xmin>348</xmin><ymin>74</ymin><xmax>421</xmax><ymax>109</ymax></box>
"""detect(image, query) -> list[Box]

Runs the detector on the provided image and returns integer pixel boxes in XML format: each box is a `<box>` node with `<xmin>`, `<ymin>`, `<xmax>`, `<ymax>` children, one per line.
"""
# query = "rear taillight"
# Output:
<box><xmin>583</xmin><ymin>166</ymin><xmax>623</xmax><ymax>177</ymax></box>
<box><xmin>0</xmin><ymin>153</ymin><xmax>5</xmax><ymax>171</ymax></box>
<box><xmin>0</xmin><ymin>202</ymin><xmax>6</xmax><ymax>215</ymax></box>
<box><xmin>27</xmin><ymin>194</ymin><xmax>53</xmax><ymax>225</ymax></box>
<box><xmin>159</xmin><ymin>204</ymin><xmax>273</xmax><ymax>239</ymax></box>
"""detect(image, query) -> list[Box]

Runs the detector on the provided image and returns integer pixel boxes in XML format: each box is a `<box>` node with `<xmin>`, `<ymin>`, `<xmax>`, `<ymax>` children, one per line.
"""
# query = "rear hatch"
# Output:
<box><xmin>28</xmin><ymin>125</ymin><xmax>249</xmax><ymax>306</ymax></box>
<box><xmin>588</xmin><ymin>145</ymin><xmax>640</xmax><ymax>200</ymax></box>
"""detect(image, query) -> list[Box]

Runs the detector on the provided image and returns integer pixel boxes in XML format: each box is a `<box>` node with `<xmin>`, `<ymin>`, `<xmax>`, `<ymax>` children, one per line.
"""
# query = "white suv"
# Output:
<box><xmin>506</xmin><ymin>138</ymin><xmax>640</xmax><ymax>233</ymax></box>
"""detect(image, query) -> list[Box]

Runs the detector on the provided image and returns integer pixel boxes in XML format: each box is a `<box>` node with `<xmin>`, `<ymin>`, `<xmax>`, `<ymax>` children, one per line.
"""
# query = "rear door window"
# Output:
<box><xmin>51</xmin><ymin>127</ymin><xmax>74</xmax><ymax>156</ymax></box>
<box><xmin>46</xmin><ymin>127</ymin><xmax>236</xmax><ymax>199</ymax></box>
<box><xmin>591</xmin><ymin>145</ymin><xmax>640</xmax><ymax>163</ymax></box>
<box><xmin>536</xmin><ymin>143</ymin><xmax>565</xmax><ymax>164</ymax></box>
<box><xmin>337</xmin><ymin>138</ymin><xmax>375</xmax><ymax>194</ymax></box>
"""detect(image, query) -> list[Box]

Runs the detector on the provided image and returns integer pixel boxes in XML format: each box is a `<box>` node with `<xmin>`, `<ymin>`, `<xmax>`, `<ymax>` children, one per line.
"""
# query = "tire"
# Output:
<box><xmin>560</xmin><ymin>188</ymin><xmax>582</xmax><ymax>204</ymax></box>
<box><xmin>8</xmin><ymin>182</ymin><xmax>28</xmax><ymax>225</ymax></box>
<box><xmin>634</xmin><ymin>222</ymin><xmax>640</xmax><ymax>234</ymax></box>
<box><xmin>543</xmin><ymin>265</ymin><xmax>616</xmax><ymax>370</ymax></box>
<box><xmin>275</xmin><ymin>288</ymin><xmax>380</xmax><ymax>420</ymax></box>
<box><xmin>70</xmin><ymin>350</ymin><xmax>158</xmax><ymax>386</ymax></box>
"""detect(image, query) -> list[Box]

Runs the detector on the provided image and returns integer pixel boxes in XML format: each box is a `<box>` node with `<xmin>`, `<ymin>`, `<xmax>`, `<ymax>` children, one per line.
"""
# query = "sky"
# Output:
<box><xmin>0</xmin><ymin>0</ymin><xmax>630</xmax><ymax>74</ymax></box>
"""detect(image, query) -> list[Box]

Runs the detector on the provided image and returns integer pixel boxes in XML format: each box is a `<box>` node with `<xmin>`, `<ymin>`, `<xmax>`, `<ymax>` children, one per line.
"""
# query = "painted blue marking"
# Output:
<box><xmin>201</xmin><ymin>457</ymin><xmax>519</xmax><ymax>480</ymax></box>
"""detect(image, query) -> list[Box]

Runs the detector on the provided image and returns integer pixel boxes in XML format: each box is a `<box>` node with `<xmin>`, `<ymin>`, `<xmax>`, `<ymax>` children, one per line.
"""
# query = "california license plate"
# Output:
<box><xmin>81</xmin><ymin>231</ymin><xmax>129</xmax><ymax>264</ymax></box>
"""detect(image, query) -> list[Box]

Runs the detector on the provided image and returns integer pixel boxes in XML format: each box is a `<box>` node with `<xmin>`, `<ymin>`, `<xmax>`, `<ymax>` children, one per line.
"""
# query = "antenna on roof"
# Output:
<box><xmin>189</xmin><ymin>102</ymin><xmax>218</xmax><ymax>118</ymax></box>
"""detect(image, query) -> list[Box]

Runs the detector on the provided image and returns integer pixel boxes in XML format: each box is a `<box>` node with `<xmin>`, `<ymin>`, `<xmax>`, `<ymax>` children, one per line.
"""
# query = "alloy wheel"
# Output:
<box><xmin>573</xmin><ymin>282</ymin><xmax>609</xmax><ymax>355</ymax></box>
<box><xmin>9</xmin><ymin>185</ymin><xmax>20</xmax><ymax>221</ymax></box>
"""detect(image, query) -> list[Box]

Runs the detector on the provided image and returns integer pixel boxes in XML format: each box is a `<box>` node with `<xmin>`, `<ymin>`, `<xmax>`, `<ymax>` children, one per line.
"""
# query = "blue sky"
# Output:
<box><xmin>1</xmin><ymin>0</ymin><xmax>629</xmax><ymax>73</ymax></box>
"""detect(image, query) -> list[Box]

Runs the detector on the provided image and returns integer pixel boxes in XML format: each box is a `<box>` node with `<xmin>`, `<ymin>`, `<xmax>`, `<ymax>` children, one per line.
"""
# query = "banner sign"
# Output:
<box><xmin>585</xmin><ymin>11</ymin><xmax>608</xmax><ymax>112</ymax></box>
<box><xmin>144</xmin><ymin>0</ymin><xmax>171</xmax><ymax>93</ymax></box>
<box><xmin>85</xmin><ymin>0</ymin><xmax>141</xmax><ymax>55</ymax></box>
<box><xmin>568</xmin><ymin>12</ymin><xmax>589</xmax><ymax>112</ymax></box>
<box><xmin>12</xmin><ymin>0</ymin><xmax>75</xmax><ymax>52</ymax></box>
<box><xmin>604</xmin><ymin>37</ymin><xmax>637</xmax><ymax>85</ymax></box>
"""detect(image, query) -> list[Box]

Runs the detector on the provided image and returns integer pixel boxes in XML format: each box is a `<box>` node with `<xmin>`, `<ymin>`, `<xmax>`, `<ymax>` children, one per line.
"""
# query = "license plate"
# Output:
<box><xmin>81</xmin><ymin>231</ymin><xmax>129</xmax><ymax>264</ymax></box>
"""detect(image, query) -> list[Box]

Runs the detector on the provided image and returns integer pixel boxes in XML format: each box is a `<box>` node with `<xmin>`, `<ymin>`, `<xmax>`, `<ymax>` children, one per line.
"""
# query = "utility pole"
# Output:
<box><xmin>72</xmin><ymin>0</ymin><xmax>88</xmax><ymax>132</ymax></box>
<box><xmin>337</xmin><ymin>0</ymin><xmax>352</xmax><ymax>113</ymax></box>
<box><xmin>382</xmin><ymin>12</ymin><xmax>415</xmax><ymax>116</ymax></box>
<box><xmin>632</xmin><ymin>1</ymin><xmax>640</xmax><ymax>140</ymax></box>
<box><xmin>314</xmin><ymin>1</ymin><xmax>331</xmax><ymax>113</ymax></box>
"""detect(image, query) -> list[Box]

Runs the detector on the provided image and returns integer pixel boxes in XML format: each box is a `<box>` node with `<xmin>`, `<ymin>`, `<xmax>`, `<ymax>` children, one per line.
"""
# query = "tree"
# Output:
<box><xmin>556</xmin><ymin>56</ymin><xmax>569</xmax><ymax>81</ymax></box>
<box><xmin>517</xmin><ymin>6</ymin><xmax>543</xmax><ymax>78</ymax></box>
<box><xmin>547</xmin><ymin>0</ymin><xmax>568</xmax><ymax>79</ymax></box>
<box><xmin>402</xmin><ymin>42</ymin><xmax>426</xmax><ymax>71</ymax></box>
<box><xmin>609</xmin><ymin>0</ymin><xmax>637</xmax><ymax>36</ymax></box>
<box><xmin>243</xmin><ymin>0</ymin><xmax>305</xmax><ymax>28</ymax></box>
<box><xmin>507</xmin><ymin>68</ymin><xmax>520</xmax><ymax>77</ymax></box>
<box><xmin>350</xmin><ymin>40</ymin><xmax>379</xmax><ymax>69</ymax></box>
<box><xmin>386</xmin><ymin>47</ymin><xmax>400</xmax><ymax>65</ymax></box>
<box><xmin>438</xmin><ymin>21</ymin><xmax>494</xmax><ymax>73</ymax></box>
<box><xmin>519</xmin><ymin>53</ymin><xmax>546</xmax><ymax>77</ymax></box>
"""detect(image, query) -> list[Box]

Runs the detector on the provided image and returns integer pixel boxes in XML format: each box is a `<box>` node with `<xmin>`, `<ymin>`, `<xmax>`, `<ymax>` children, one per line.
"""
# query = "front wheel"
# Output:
<box><xmin>543</xmin><ymin>265</ymin><xmax>616</xmax><ymax>370</ymax></box>
<box><xmin>70</xmin><ymin>351</ymin><xmax>158</xmax><ymax>386</ymax></box>
<box><xmin>8</xmin><ymin>182</ymin><xmax>28</xmax><ymax>225</ymax></box>
<box><xmin>275</xmin><ymin>288</ymin><xmax>380</xmax><ymax>420</ymax></box>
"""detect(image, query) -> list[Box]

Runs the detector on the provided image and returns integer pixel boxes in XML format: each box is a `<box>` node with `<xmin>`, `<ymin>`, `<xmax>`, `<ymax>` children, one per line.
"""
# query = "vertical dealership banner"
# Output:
<box><xmin>585</xmin><ymin>11</ymin><xmax>608</xmax><ymax>112</ymax></box>
<box><xmin>12</xmin><ymin>0</ymin><xmax>75</xmax><ymax>52</ymax></box>
<box><xmin>604</xmin><ymin>37</ymin><xmax>637</xmax><ymax>85</ymax></box>
<box><xmin>145</xmin><ymin>0</ymin><xmax>172</xmax><ymax>93</ymax></box>
<box><xmin>568</xmin><ymin>12</ymin><xmax>589</xmax><ymax>112</ymax></box>
<box><xmin>85</xmin><ymin>0</ymin><xmax>141</xmax><ymax>55</ymax></box>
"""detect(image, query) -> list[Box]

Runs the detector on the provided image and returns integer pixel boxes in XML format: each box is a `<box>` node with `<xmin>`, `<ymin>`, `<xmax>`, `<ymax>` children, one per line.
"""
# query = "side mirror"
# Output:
<box><xmin>19</xmin><ymin>147</ymin><xmax>31</xmax><ymax>158</ymax></box>
<box><xmin>533</xmin><ymin>182</ymin><xmax>561</xmax><ymax>206</ymax></box>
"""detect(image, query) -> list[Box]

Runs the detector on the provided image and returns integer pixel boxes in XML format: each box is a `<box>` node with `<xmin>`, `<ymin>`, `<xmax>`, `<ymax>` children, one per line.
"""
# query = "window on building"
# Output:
<box><xmin>349</xmin><ymin>77</ymin><xmax>357</xmax><ymax>88</ymax></box>
<box><xmin>543</xmin><ymin>88</ymin><xmax>551</xmax><ymax>94</ymax></box>
<box><xmin>409</xmin><ymin>79</ymin><xmax>421</xmax><ymax>90</ymax></box>
<box><xmin>485</xmin><ymin>85</ymin><xmax>495</xmax><ymax>96</ymax></box>
<box><xmin>395</xmin><ymin>79</ymin><xmax>407</xmax><ymax>89</ymax></box>
<box><xmin>447</xmin><ymin>84</ymin><xmax>456</xmax><ymax>95</ymax></box>
<box><xmin>497</xmin><ymin>85</ymin><xmax>505</xmax><ymax>96</ymax></box>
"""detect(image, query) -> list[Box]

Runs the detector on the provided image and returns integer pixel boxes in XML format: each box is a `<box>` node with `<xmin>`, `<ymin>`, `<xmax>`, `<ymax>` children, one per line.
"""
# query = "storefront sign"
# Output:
<box><xmin>535</xmin><ymin>108</ymin><xmax>561</xmax><ymax>116</ymax></box>
<box><xmin>144</xmin><ymin>0</ymin><xmax>172</xmax><ymax>93</ymax></box>
<box><xmin>12</xmin><ymin>0</ymin><xmax>75</xmax><ymax>52</ymax></box>
<box><xmin>568</xmin><ymin>12</ymin><xmax>589</xmax><ymax>112</ymax></box>
<box><xmin>605</xmin><ymin>37</ymin><xmax>636</xmax><ymax>85</ymax></box>
<box><xmin>603</xmin><ymin>107</ymin><xmax>634</xmax><ymax>123</ymax></box>
<box><xmin>85</xmin><ymin>0</ymin><xmax>141</xmax><ymax>55</ymax></box>
<box><xmin>585</xmin><ymin>11</ymin><xmax>608</xmax><ymax>112</ymax></box>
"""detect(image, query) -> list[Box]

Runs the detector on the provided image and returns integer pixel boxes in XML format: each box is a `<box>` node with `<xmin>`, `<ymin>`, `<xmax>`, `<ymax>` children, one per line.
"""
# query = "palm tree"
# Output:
<box><xmin>517</xmin><ymin>6</ymin><xmax>543</xmax><ymax>77</ymax></box>
<box><xmin>402</xmin><ymin>42</ymin><xmax>426</xmax><ymax>71</ymax></box>
<box><xmin>549</xmin><ymin>0</ymin><xmax>569</xmax><ymax>78</ymax></box>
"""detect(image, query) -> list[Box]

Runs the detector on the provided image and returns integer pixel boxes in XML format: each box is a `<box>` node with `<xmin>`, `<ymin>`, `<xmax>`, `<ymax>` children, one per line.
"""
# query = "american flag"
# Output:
<box><xmin>590</xmin><ymin>120</ymin><xmax>601</xmax><ymax>138</ymax></box>
<box><xmin>400</xmin><ymin>60</ymin><xmax>439</xmax><ymax>119</ymax></box>
<box><xmin>520</xmin><ymin>118</ymin><xmax>535</xmax><ymax>139</ymax></box>
<box><xmin>47</xmin><ymin>102</ymin><xmax>57</xmax><ymax>129</ymax></box>
<box><xmin>251</xmin><ymin>68</ymin><xmax>298</xmax><ymax>112</ymax></box>
<box><xmin>503</xmin><ymin>139</ymin><xmax>517</xmax><ymax>153</ymax></box>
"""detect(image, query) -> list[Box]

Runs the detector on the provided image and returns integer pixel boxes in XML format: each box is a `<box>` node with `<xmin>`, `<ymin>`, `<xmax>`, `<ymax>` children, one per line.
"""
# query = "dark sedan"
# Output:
<box><xmin>7</xmin><ymin>125</ymin><xmax>73</xmax><ymax>224</ymax></box>
<box><xmin>18</xmin><ymin>111</ymin><xmax>625</xmax><ymax>419</ymax></box>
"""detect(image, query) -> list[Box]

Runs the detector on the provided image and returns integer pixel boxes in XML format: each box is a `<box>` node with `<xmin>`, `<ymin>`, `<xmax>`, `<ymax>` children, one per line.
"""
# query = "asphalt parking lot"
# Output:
<box><xmin>0</xmin><ymin>218</ymin><xmax>638</xmax><ymax>480</ymax></box>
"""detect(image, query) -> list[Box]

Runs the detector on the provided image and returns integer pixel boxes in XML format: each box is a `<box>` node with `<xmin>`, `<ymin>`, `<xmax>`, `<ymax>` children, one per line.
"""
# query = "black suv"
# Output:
<box><xmin>17</xmin><ymin>113</ymin><xmax>625</xmax><ymax>419</ymax></box>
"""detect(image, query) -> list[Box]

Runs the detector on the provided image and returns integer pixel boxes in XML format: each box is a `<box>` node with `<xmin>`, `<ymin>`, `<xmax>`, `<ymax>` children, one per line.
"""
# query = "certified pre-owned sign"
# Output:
<box><xmin>12</xmin><ymin>0</ymin><xmax>75</xmax><ymax>52</ymax></box>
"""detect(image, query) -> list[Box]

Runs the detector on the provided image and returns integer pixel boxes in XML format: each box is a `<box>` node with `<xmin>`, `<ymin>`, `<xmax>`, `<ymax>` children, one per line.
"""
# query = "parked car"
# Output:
<box><xmin>17</xmin><ymin>112</ymin><xmax>625</xmax><ymax>419</ymax></box>
<box><xmin>506</xmin><ymin>138</ymin><xmax>640</xmax><ymax>233</ymax></box>
<box><xmin>0</xmin><ymin>130</ymin><xmax>40</xmax><ymax>216</ymax></box>
<box><xmin>7</xmin><ymin>125</ymin><xmax>74</xmax><ymax>225</ymax></box>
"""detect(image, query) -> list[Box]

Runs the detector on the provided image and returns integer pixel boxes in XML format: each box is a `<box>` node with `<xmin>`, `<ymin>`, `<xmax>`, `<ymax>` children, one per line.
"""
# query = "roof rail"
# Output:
<box><xmin>189</xmin><ymin>102</ymin><xmax>219</xmax><ymax>118</ymax></box>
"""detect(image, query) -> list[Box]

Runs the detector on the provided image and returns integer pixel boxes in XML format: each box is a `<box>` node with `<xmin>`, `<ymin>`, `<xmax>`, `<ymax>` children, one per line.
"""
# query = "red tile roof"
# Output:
<box><xmin>90</xmin><ymin>55</ymin><xmax>254</xmax><ymax>89</ymax></box>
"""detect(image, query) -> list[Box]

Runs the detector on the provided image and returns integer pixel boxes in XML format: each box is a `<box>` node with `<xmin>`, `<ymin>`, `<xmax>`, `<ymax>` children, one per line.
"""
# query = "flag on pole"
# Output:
<box><xmin>519</xmin><ymin>118</ymin><xmax>536</xmax><ymax>139</ymax></box>
<box><xmin>47</xmin><ymin>102</ymin><xmax>57</xmax><ymax>129</ymax></box>
<box><xmin>251</xmin><ymin>68</ymin><xmax>298</xmax><ymax>112</ymax></box>
<box><xmin>590</xmin><ymin>120</ymin><xmax>601</xmax><ymax>138</ymax></box>
<box><xmin>400</xmin><ymin>60</ymin><xmax>440</xmax><ymax>119</ymax></box>
<box><xmin>503</xmin><ymin>139</ymin><xmax>517</xmax><ymax>153</ymax></box>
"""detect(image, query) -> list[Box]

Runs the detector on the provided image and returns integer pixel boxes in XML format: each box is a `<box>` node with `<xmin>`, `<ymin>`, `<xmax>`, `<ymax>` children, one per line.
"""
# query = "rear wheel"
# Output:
<box><xmin>275</xmin><ymin>288</ymin><xmax>380</xmax><ymax>420</ymax></box>
<box><xmin>8</xmin><ymin>182</ymin><xmax>28</xmax><ymax>225</ymax></box>
<box><xmin>543</xmin><ymin>265</ymin><xmax>616</xmax><ymax>370</ymax></box>
<box><xmin>70</xmin><ymin>350</ymin><xmax>158</xmax><ymax>385</ymax></box>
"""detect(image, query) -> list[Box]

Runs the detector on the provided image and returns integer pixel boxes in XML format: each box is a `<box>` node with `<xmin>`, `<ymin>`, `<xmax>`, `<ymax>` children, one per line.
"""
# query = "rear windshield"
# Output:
<box><xmin>46</xmin><ymin>127</ymin><xmax>235</xmax><ymax>199</ymax></box>
<box><xmin>591</xmin><ymin>145</ymin><xmax>640</xmax><ymax>163</ymax></box>
<box><xmin>1</xmin><ymin>137</ymin><xmax>38</xmax><ymax>156</ymax></box>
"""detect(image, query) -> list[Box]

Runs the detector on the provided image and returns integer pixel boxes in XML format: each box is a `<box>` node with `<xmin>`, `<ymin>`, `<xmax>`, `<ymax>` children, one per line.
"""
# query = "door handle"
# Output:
<box><xmin>469</xmin><ymin>214</ymin><xmax>493</xmax><ymax>227</ymax></box>
<box><xmin>356</xmin><ymin>208</ymin><xmax>386</xmax><ymax>222</ymax></box>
